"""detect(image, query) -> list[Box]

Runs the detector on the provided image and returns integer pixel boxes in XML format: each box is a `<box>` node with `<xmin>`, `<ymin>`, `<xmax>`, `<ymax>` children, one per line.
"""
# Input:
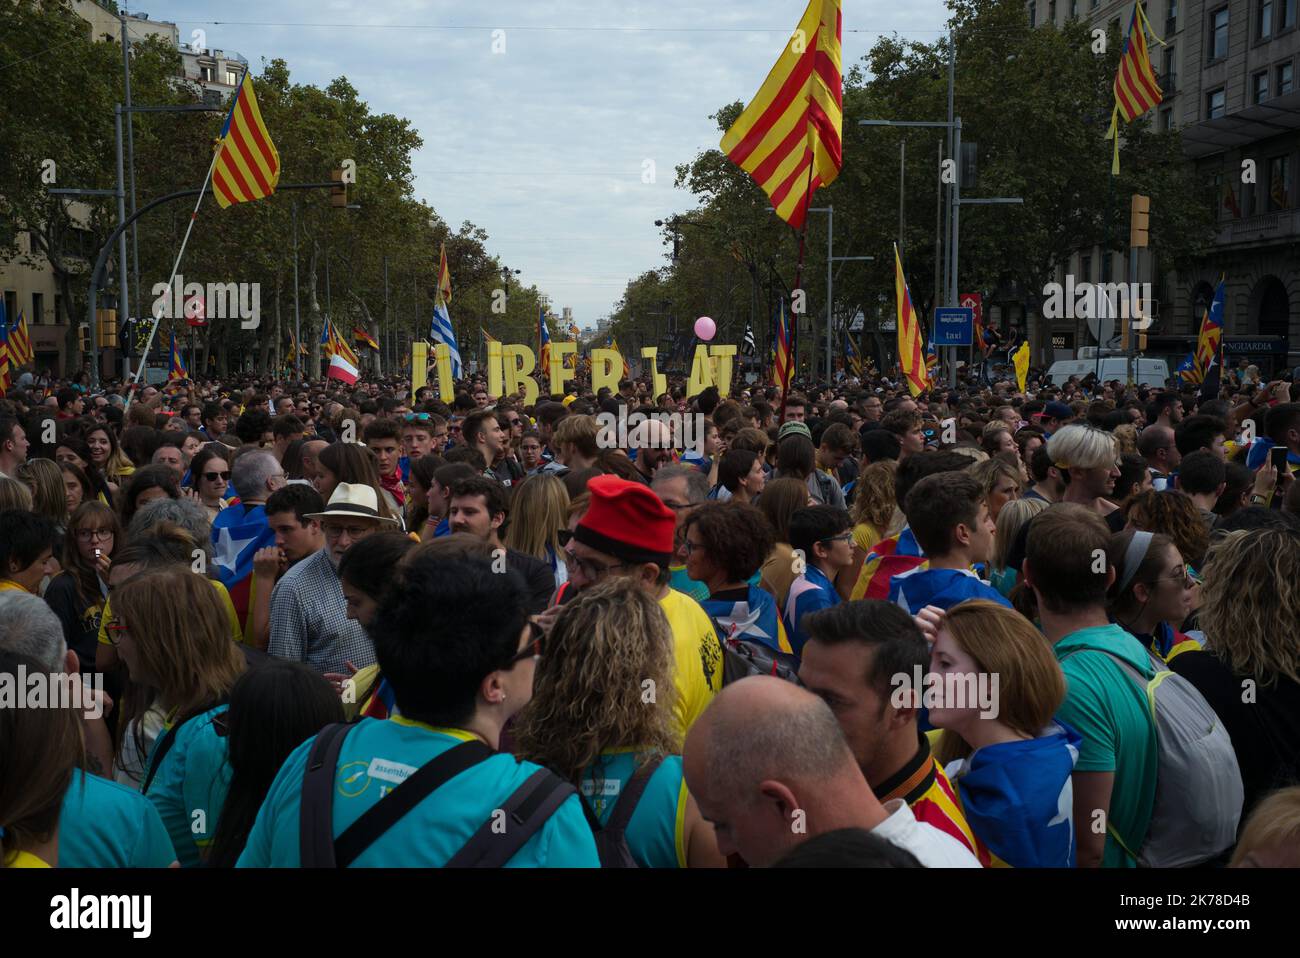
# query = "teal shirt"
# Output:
<box><xmin>581</xmin><ymin>751</ymin><xmax>689</xmax><ymax>868</ymax></box>
<box><xmin>669</xmin><ymin>566</ymin><xmax>710</xmax><ymax>604</ymax></box>
<box><xmin>60</xmin><ymin>770</ymin><xmax>177</xmax><ymax>868</ymax></box>
<box><xmin>141</xmin><ymin>705</ymin><xmax>232</xmax><ymax>868</ymax></box>
<box><xmin>1053</xmin><ymin>624</ymin><xmax>1159</xmax><ymax>868</ymax></box>
<box><xmin>236</xmin><ymin>717</ymin><xmax>600</xmax><ymax>868</ymax></box>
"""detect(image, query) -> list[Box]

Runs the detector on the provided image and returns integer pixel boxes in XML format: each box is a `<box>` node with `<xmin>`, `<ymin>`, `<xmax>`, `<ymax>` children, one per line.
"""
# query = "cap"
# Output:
<box><xmin>777</xmin><ymin>421</ymin><xmax>812</xmax><ymax>443</ymax></box>
<box><xmin>573</xmin><ymin>474</ymin><xmax>675</xmax><ymax>565</ymax></box>
<box><xmin>1043</xmin><ymin>400</ymin><xmax>1073</xmax><ymax>420</ymax></box>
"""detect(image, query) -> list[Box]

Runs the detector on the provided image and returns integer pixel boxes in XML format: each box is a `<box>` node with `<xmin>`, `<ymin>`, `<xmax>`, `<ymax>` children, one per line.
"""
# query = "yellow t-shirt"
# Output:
<box><xmin>98</xmin><ymin>578</ymin><xmax>243</xmax><ymax>646</ymax></box>
<box><xmin>4</xmin><ymin>850</ymin><xmax>52</xmax><ymax>868</ymax></box>
<box><xmin>658</xmin><ymin>589</ymin><xmax>722</xmax><ymax>745</ymax></box>
<box><xmin>0</xmin><ymin>580</ymin><xmax>30</xmax><ymax>593</ymax></box>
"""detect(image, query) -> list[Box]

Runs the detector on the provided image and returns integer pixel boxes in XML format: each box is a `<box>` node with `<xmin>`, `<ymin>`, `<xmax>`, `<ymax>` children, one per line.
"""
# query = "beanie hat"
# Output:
<box><xmin>574</xmin><ymin>474</ymin><xmax>675</xmax><ymax>566</ymax></box>
<box><xmin>777</xmin><ymin>420</ymin><xmax>813</xmax><ymax>443</ymax></box>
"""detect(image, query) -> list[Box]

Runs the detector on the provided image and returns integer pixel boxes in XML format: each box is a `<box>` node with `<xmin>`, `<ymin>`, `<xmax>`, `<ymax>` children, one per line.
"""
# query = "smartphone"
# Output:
<box><xmin>1271</xmin><ymin>446</ymin><xmax>1289</xmax><ymax>471</ymax></box>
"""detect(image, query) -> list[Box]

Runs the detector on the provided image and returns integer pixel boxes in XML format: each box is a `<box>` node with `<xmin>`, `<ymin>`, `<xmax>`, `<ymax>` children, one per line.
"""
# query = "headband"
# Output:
<box><xmin>1116</xmin><ymin>530</ymin><xmax>1154</xmax><ymax>595</ymax></box>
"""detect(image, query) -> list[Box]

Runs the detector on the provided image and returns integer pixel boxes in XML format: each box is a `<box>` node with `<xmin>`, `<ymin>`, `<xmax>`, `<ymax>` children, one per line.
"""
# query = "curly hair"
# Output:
<box><xmin>1198</xmin><ymin>529</ymin><xmax>1300</xmax><ymax>687</ymax></box>
<box><xmin>1124</xmin><ymin>489</ymin><xmax>1210</xmax><ymax>568</ymax></box>
<box><xmin>683</xmin><ymin>500</ymin><xmax>775</xmax><ymax>583</ymax></box>
<box><xmin>512</xmin><ymin>578</ymin><xmax>679</xmax><ymax>784</ymax></box>
<box><xmin>850</xmin><ymin>460</ymin><xmax>898</xmax><ymax>537</ymax></box>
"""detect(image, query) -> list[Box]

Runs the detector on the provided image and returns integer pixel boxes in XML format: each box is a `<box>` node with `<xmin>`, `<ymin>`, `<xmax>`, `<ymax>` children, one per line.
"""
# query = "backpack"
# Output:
<box><xmin>1065</xmin><ymin>647</ymin><xmax>1243</xmax><ymax>868</ymax></box>
<box><xmin>579</xmin><ymin>755</ymin><xmax>665</xmax><ymax>868</ymax></box>
<box><xmin>299</xmin><ymin>723</ymin><xmax>576</xmax><ymax>868</ymax></box>
<box><xmin>719</xmin><ymin>635</ymin><xmax>801</xmax><ymax>686</ymax></box>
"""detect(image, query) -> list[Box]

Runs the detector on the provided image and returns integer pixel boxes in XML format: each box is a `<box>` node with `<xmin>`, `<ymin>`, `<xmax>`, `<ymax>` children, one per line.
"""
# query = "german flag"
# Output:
<box><xmin>353</xmin><ymin>326</ymin><xmax>379</xmax><ymax>351</ymax></box>
<box><xmin>1106</xmin><ymin>1</ymin><xmax>1163</xmax><ymax>174</ymax></box>
<box><xmin>719</xmin><ymin>0</ymin><xmax>842</xmax><ymax>229</ymax></box>
<box><xmin>212</xmin><ymin>71</ymin><xmax>281</xmax><ymax>209</ymax></box>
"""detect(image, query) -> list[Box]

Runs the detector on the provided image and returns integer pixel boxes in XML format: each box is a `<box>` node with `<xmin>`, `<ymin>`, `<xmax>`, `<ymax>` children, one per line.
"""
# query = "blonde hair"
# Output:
<box><xmin>503</xmin><ymin>474</ymin><xmax>570</xmax><ymax>561</ymax></box>
<box><xmin>16</xmin><ymin>459</ymin><xmax>66</xmax><ymax>524</ymax></box>
<box><xmin>111</xmin><ymin>569</ymin><xmax>245</xmax><ymax>719</ymax></box>
<box><xmin>1113</xmin><ymin>423</ymin><xmax>1139</xmax><ymax>455</ymax></box>
<box><xmin>1230</xmin><ymin>786</ymin><xmax>1300</xmax><ymax>866</ymax></box>
<box><xmin>992</xmin><ymin>496</ymin><xmax>1048</xmax><ymax>572</ymax></box>
<box><xmin>1198</xmin><ymin>529</ymin><xmax>1300</xmax><ymax>686</ymax></box>
<box><xmin>1047</xmin><ymin>424</ymin><xmax>1118</xmax><ymax>471</ymax></box>
<box><xmin>933</xmin><ymin>600</ymin><xmax>1067</xmax><ymax>765</ymax></box>
<box><xmin>850</xmin><ymin>460</ymin><xmax>898</xmax><ymax>536</ymax></box>
<box><xmin>969</xmin><ymin>457</ymin><xmax>1021</xmax><ymax>501</ymax></box>
<box><xmin>0</xmin><ymin>476</ymin><xmax>34</xmax><ymax>512</ymax></box>
<box><xmin>513</xmin><ymin>578</ymin><xmax>680</xmax><ymax>782</ymax></box>
<box><xmin>949</xmin><ymin>446</ymin><xmax>988</xmax><ymax>464</ymax></box>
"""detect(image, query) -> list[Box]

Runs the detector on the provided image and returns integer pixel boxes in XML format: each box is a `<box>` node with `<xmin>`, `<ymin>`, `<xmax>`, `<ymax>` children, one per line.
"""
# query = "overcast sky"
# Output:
<box><xmin>146</xmin><ymin>0</ymin><xmax>951</xmax><ymax>328</ymax></box>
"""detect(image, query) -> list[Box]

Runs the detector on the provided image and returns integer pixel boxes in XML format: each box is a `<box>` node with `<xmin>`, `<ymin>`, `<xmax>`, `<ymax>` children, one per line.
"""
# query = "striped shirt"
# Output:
<box><xmin>268</xmin><ymin>548</ymin><xmax>375</xmax><ymax>674</ymax></box>
<box><xmin>875</xmin><ymin>731</ymin><xmax>988</xmax><ymax>866</ymax></box>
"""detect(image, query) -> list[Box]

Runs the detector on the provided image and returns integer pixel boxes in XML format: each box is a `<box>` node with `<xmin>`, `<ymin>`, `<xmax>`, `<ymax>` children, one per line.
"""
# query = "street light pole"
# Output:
<box><xmin>119</xmin><ymin>11</ymin><xmax>142</xmax><ymax>333</ymax></box>
<box><xmin>293</xmin><ymin>201</ymin><xmax>301</xmax><ymax>379</ymax></box>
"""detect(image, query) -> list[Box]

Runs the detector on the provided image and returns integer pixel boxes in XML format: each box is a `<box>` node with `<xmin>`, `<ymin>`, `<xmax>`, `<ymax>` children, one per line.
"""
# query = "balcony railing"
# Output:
<box><xmin>1215</xmin><ymin>208</ymin><xmax>1300</xmax><ymax>244</ymax></box>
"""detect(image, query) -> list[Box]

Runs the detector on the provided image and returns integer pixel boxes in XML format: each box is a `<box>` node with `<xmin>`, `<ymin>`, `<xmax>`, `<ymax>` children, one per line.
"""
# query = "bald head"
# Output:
<box><xmin>300</xmin><ymin>438</ymin><xmax>329</xmax><ymax>472</ymax></box>
<box><xmin>628</xmin><ymin>416</ymin><xmax>674</xmax><ymax>479</ymax></box>
<box><xmin>683</xmin><ymin>676</ymin><xmax>884</xmax><ymax>866</ymax></box>
<box><xmin>1137</xmin><ymin>424</ymin><xmax>1178</xmax><ymax>470</ymax></box>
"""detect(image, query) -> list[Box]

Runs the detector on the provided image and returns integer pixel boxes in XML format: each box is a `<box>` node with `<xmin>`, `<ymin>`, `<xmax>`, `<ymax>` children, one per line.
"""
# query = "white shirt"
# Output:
<box><xmin>872</xmin><ymin>798</ymin><xmax>983</xmax><ymax>868</ymax></box>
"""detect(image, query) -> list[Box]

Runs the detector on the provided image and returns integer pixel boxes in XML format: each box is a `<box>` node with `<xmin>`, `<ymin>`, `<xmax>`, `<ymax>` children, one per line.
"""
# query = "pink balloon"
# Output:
<box><xmin>694</xmin><ymin>316</ymin><xmax>716</xmax><ymax>341</ymax></box>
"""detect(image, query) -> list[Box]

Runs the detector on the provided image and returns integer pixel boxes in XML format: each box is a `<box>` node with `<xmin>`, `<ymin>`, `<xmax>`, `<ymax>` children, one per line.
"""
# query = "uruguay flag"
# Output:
<box><xmin>944</xmin><ymin>722</ymin><xmax>1082</xmax><ymax>868</ymax></box>
<box><xmin>211</xmin><ymin>504</ymin><xmax>276</xmax><ymax>640</ymax></box>
<box><xmin>430</xmin><ymin>298</ymin><xmax>462</xmax><ymax>379</ymax></box>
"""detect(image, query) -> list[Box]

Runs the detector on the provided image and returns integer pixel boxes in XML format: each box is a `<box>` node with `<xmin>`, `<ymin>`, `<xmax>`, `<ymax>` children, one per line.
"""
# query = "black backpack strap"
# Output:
<box><xmin>141</xmin><ymin>710</ymin><xmax>207</xmax><ymax>795</ymax></box>
<box><xmin>604</xmin><ymin>756</ymin><xmax>665</xmax><ymax>835</ymax></box>
<box><xmin>330</xmin><ymin>739</ymin><xmax>495</xmax><ymax>869</ymax></box>
<box><xmin>445</xmin><ymin>767</ymin><xmax>576</xmax><ymax>868</ymax></box>
<box><xmin>298</xmin><ymin>722</ymin><xmax>353</xmax><ymax>868</ymax></box>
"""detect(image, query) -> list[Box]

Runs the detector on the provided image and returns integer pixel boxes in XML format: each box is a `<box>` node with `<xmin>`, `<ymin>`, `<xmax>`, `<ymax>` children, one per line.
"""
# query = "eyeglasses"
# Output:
<box><xmin>681</xmin><ymin>539</ymin><xmax>705</xmax><ymax>556</ymax></box>
<box><xmin>103</xmin><ymin>618</ymin><xmax>128</xmax><ymax>645</ymax></box>
<box><xmin>508</xmin><ymin>621</ymin><xmax>546</xmax><ymax>666</ymax></box>
<box><xmin>506</xmin><ymin>417</ymin><xmax>522</xmax><ymax>427</ymax></box>
<box><xmin>1153</xmin><ymin>564</ymin><xmax>1199</xmax><ymax>589</ymax></box>
<box><xmin>820</xmin><ymin>532</ymin><xmax>854</xmax><ymax>545</ymax></box>
<box><xmin>76</xmin><ymin>528</ymin><xmax>114</xmax><ymax>542</ymax></box>
<box><xmin>203</xmin><ymin>470</ymin><xmax>232</xmax><ymax>482</ymax></box>
<box><xmin>561</xmin><ymin>546</ymin><xmax>629</xmax><ymax>580</ymax></box>
<box><xmin>323</xmin><ymin>523</ymin><xmax>375</xmax><ymax>539</ymax></box>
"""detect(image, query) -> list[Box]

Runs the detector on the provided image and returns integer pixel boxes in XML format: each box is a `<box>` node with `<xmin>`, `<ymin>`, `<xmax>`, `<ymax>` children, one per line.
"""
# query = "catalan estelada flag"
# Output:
<box><xmin>321</xmin><ymin>317</ymin><xmax>359</xmax><ymax>367</ymax></box>
<box><xmin>538</xmin><ymin>307</ymin><xmax>552</xmax><ymax>372</ymax></box>
<box><xmin>10</xmin><ymin>309</ymin><xmax>33</xmax><ymax>366</ymax></box>
<box><xmin>772</xmin><ymin>301</ymin><xmax>793</xmax><ymax>390</ymax></box>
<box><xmin>842</xmin><ymin>328</ymin><xmax>862</xmax><ymax>377</ymax></box>
<box><xmin>1106</xmin><ymin>1</ymin><xmax>1164</xmax><ymax>175</ymax></box>
<box><xmin>0</xmin><ymin>307</ymin><xmax>11</xmax><ymax>392</ymax></box>
<box><xmin>894</xmin><ymin>244</ymin><xmax>927</xmax><ymax>397</ymax></box>
<box><xmin>720</xmin><ymin>0</ymin><xmax>843</xmax><ymax>229</ymax></box>
<box><xmin>168</xmin><ymin>331</ymin><xmax>188</xmax><ymax>381</ymax></box>
<box><xmin>212</xmin><ymin>70</ymin><xmax>281</xmax><ymax>208</ymax></box>
<box><xmin>925</xmin><ymin>337</ymin><xmax>939</xmax><ymax>387</ymax></box>
<box><xmin>1193</xmin><ymin>277</ymin><xmax>1226</xmax><ymax>383</ymax></box>
<box><xmin>353</xmin><ymin>326</ymin><xmax>379</xmax><ymax>351</ymax></box>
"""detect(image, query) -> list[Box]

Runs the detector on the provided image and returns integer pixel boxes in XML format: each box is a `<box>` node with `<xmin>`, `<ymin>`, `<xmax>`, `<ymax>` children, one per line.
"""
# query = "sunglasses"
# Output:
<box><xmin>203</xmin><ymin>470</ymin><xmax>232</xmax><ymax>482</ymax></box>
<box><xmin>509</xmin><ymin>621</ymin><xmax>546</xmax><ymax>665</ymax></box>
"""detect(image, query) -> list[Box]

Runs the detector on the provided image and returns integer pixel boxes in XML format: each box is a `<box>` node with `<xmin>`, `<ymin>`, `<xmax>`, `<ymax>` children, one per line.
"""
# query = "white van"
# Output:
<box><xmin>1046</xmin><ymin>357</ymin><xmax>1169</xmax><ymax>387</ymax></box>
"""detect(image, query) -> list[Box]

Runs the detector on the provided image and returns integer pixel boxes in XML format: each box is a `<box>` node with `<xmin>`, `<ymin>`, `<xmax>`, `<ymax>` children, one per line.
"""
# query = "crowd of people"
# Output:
<box><xmin>1</xmin><ymin>360</ymin><xmax>1299</xmax><ymax>869</ymax></box>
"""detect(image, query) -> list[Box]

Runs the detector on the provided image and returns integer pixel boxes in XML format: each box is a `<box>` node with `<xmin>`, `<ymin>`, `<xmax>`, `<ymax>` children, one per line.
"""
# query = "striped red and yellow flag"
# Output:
<box><xmin>437</xmin><ymin>243</ymin><xmax>453</xmax><ymax>306</ymax></box>
<box><xmin>894</xmin><ymin>244</ymin><xmax>927</xmax><ymax>397</ymax></box>
<box><xmin>330</xmin><ymin>322</ymin><xmax>359</xmax><ymax>367</ymax></box>
<box><xmin>212</xmin><ymin>71</ymin><xmax>281</xmax><ymax>209</ymax></box>
<box><xmin>1107</xmin><ymin>1</ymin><xmax>1163</xmax><ymax>174</ymax></box>
<box><xmin>772</xmin><ymin>301</ymin><xmax>792</xmax><ymax>390</ymax></box>
<box><xmin>720</xmin><ymin>0</ymin><xmax>842</xmax><ymax>229</ymax></box>
<box><xmin>353</xmin><ymin>326</ymin><xmax>379</xmax><ymax>351</ymax></box>
<box><xmin>11</xmin><ymin>310</ymin><xmax>34</xmax><ymax>366</ymax></box>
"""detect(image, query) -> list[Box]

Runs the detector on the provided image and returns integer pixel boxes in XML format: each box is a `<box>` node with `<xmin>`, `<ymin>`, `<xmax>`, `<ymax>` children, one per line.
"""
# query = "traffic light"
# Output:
<box><xmin>331</xmin><ymin>168</ymin><xmax>348</xmax><ymax>209</ymax></box>
<box><xmin>78</xmin><ymin>324</ymin><xmax>91</xmax><ymax>354</ymax></box>
<box><xmin>95</xmin><ymin>309</ymin><xmax>117</xmax><ymax>348</ymax></box>
<box><xmin>1130</xmin><ymin>194</ymin><xmax>1150</xmax><ymax>248</ymax></box>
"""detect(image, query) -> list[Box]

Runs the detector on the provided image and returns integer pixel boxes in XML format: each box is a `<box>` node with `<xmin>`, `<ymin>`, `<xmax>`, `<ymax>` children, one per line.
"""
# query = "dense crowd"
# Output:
<box><xmin>1</xmin><ymin>360</ymin><xmax>1298</xmax><ymax>869</ymax></box>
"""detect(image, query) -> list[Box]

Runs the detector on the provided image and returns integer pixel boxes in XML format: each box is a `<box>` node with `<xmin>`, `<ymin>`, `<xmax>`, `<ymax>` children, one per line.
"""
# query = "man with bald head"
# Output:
<box><xmin>682</xmin><ymin>676</ymin><xmax>981</xmax><ymax>867</ymax></box>
<box><xmin>300</xmin><ymin>439</ymin><xmax>329</xmax><ymax>486</ymax></box>
<box><xmin>628</xmin><ymin>417</ymin><xmax>674</xmax><ymax>484</ymax></box>
<box><xmin>1137</xmin><ymin>424</ymin><xmax>1179</xmax><ymax>491</ymax></box>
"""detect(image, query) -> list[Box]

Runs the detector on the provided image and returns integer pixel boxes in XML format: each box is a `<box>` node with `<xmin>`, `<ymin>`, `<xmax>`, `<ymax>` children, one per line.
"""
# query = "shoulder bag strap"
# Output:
<box><xmin>298</xmin><ymin>722</ymin><xmax>353</xmax><ymax>868</ymax></box>
<box><xmin>445</xmin><ymin>768</ymin><xmax>576</xmax><ymax>868</ymax></box>
<box><xmin>605</xmin><ymin>756</ymin><xmax>666</xmax><ymax>835</ymax></box>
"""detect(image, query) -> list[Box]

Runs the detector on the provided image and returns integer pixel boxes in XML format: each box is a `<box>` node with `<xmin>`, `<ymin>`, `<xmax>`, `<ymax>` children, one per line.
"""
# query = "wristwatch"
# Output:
<box><xmin>1250</xmin><ymin>493</ymin><xmax>1269</xmax><ymax>505</ymax></box>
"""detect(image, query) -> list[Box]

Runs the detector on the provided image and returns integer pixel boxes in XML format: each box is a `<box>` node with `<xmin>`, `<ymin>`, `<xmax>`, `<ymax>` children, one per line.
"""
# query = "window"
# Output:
<box><xmin>54</xmin><ymin>293</ymin><xmax>62</xmax><ymax>326</ymax></box>
<box><xmin>1254</xmin><ymin>69</ymin><xmax>1271</xmax><ymax>101</ymax></box>
<box><xmin>199</xmin><ymin>65</ymin><xmax>214</xmax><ymax>82</ymax></box>
<box><xmin>1207</xmin><ymin>87</ymin><xmax>1226</xmax><ymax>117</ymax></box>
<box><xmin>1070</xmin><ymin>0</ymin><xmax>1078</xmax><ymax>18</ymax></box>
<box><xmin>1049</xmin><ymin>0</ymin><xmax>1057</xmax><ymax>24</ymax></box>
<box><xmin>1279</xmin><ymin>61</ymin><xmax>1294</xmax><ymax>93</ymax></box>
<box><xmin>1092</xmin><ymin>0</ymin><xmax>1100</xmax><ymax>8</ymax></box>
<box><xmin>1260</xmin><ymin>0</ymin><xmax>1275</xmax><ymax>39</ymax></box>
<box><xmin>1163</xmin><ymin>47</ymin><xmax>1177</xmax><ymax>90</ymax></box>
<box><xmin>1029</xmin><ymin>0</ymin><xmax>1036</xmax><ymax>26</ymax></box>
<box><xmin>1167</xmin><ymin>0</ymin><xmax>1178</xmax><ymax>34</ymax></box>
<box><xmin>1210</xmin><ymin>171</ymin><xmax>1225</xmax><ymax>219</ymax></box>
<box><xmin>1269</xmin><ymin>155</ymin><xmax>1291</xmax><ymax>209</ymax></box>
<box><xmin>1160</xmin><ymin>106</ymin><xmax>1174</xmax><ymax>129</ymax></box>
<box><xmin>31</xmin><ymin>292</ymin><xmax>43</xmax><ymax>327</ymax></box>
<box><xmin>1211</xmin><ymin>7</ymin><xmax>1229</xmax><ymax>61</ymax></box>
<box><xmin>1284</xmin><ymin>0</ymin><xmax>1297</xmax><ymax>29</ymax></box>
<box><xmin>1081</xmin><ymin>254</ymin><xmax>1093</xmax><ymax>282</ymax></box>
<box><xmin>225</xmin><ymin>70</ymin><xmax>239</xmax><ymax>85</ymax></box>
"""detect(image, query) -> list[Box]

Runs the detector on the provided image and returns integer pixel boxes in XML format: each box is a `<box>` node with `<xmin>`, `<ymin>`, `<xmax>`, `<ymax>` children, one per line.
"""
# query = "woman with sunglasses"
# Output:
<box><xmin>514</xmin><ymin>578</ymin><xmax>726</xmax><ymax>867</ymax></box>
<box><xmin>109</xmin><ymin>568</ymin><xmax>245</xmax><ymax>867</ymax></box>
<box><xmin>1105</xmin><ymin>529</ymin><xmax>1200</xmax><ymax>663</ymax></box>
<box><xmin>189</xmin><ymin>447</ymin><xmax>233</xmax><ymax>522</ymax></box>
<box><xmin>43</xmin><ymin>502</ymin><xmax>121</xmax><ymax>672</ymax></box>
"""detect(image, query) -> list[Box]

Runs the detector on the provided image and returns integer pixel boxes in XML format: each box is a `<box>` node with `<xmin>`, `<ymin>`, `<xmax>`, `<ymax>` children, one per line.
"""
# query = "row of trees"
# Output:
<box><xmin>1</xmin><ymin>0</ymin><xmax>555</xmax><ymax>378</ymax></box>
<box><xmin>604</xmin><ymin>0</ymin><xmax>1214</xmax><ymax>374</ymax></box>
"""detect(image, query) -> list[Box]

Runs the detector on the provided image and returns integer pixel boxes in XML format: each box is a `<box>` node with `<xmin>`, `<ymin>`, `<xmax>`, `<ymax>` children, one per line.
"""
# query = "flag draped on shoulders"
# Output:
<box><xmin>851</xmin><ymin>525</ymin><xmax>926</xmax><ymax>601</ymax></box>
<box><xmin>719</xmin><ymin>0</ymin><xmax>843</xmax><ymax>230</ymax></box>
<box><xmin>210</xmin><ymin>504</ymin><xmax>276</xmax><ymax>642</ymax></box>
<box><xmin>212</xmin><ymin>71</ymin><xmax>281</xmax><ymax>208</ymax></box>
<box><xmin>701</xmin><ymin>584</ymin><xmax>793</xmax><ymax>656</ymax></box>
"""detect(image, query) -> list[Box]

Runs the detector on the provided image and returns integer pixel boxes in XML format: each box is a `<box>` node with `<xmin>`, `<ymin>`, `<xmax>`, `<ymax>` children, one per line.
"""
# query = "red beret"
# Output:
<box><xmin>574</xmin><ymin>474</ymin><xmax>675</xmax><ymax>566</ymax></box>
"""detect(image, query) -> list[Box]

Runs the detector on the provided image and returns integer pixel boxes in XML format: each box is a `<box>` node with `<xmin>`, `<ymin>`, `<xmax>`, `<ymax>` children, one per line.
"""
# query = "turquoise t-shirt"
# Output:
<box><xmin>669</xmin><ymin>566</ymin><xmax>710</xmax><ymax>604</ymax></box>
<box><xmin>581</xmin><ymin>751</ymin><xmax>689</xmax><ymax>869</ymax></box>
<box><xmin>236</xmin><ymin>717</ymin><xmax>599</xmax><ymax>867</ymax></box>
<box><xmin>1053</xmin><ymin>624</ymin><xmax>1159</xmax><ymax>868</ymax></box>
<box><xmin>142</xmin><ymin>705</ymin><xmax>232</xmax><ymax>869</ymax></box>
<box><xmin>60</xmin><ymin>770</ymin><xmax>177</xmax><ymax>868</ymax></box>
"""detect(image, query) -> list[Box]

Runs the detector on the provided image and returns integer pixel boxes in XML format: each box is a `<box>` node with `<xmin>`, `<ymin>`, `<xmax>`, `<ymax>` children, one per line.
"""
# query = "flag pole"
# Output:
<box><xmin>126</xmin><ymin>131</ymin><xmax>222</xmax><ymax>409</ymax></box>
<box><xmin>776</xmin><ymin>120</ymin><xmax>821</xmax><ymax>424</ymax></box>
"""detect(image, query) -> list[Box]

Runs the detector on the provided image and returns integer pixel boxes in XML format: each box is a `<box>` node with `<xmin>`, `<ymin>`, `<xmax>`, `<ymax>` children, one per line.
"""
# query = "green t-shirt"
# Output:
<box><xmin>1053</xmin><ymin>624</ymin><xmax>1159</xmax><ymax>868</ymax></box>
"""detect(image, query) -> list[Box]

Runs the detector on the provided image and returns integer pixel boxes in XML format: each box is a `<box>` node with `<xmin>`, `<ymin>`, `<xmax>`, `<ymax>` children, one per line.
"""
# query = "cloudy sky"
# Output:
<box><xmin>148</xmin><ymin>0</ymin><xmax>950</xmax><ymax>328</ymax></box>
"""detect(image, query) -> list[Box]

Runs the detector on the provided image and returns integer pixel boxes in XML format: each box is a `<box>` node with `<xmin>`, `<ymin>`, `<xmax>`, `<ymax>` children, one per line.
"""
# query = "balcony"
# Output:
<box><xmin>1214</xmin><ymin>208</ymin><xmax>1300</xmax><ymax>246</ymax></box>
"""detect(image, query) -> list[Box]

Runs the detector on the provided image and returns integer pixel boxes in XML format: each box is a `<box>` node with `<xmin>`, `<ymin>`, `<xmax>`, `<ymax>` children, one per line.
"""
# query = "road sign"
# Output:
<box><xmin>848</xmin><ymin>309</ymin><xmax>866</xmax><ymax>332</ymax></box>
<box><xmin>933</xmin><ymin>307</ymin><xmax>973</xmax><ymax>346</ymax></box>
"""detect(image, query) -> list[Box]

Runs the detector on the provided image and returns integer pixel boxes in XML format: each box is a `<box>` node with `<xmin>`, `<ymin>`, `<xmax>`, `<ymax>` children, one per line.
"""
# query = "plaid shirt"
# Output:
<box><xmin>268</xmin><ymin>548</ymin><xmax>375</xmax><ymax>674</ymax></box>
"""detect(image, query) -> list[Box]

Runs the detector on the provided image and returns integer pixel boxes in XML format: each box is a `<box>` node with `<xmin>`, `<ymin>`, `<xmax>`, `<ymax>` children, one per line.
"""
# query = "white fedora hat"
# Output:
<box><xmin>305</xmin><ymin>482</ymin><xmax>399</xmax><ymax>524</ymax></box>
